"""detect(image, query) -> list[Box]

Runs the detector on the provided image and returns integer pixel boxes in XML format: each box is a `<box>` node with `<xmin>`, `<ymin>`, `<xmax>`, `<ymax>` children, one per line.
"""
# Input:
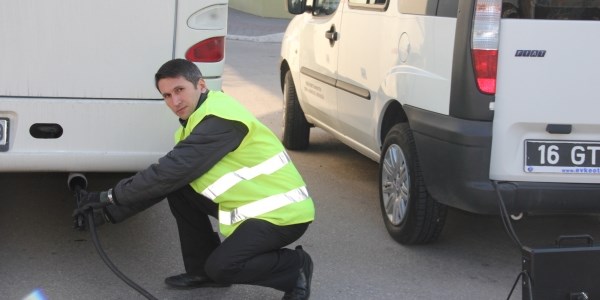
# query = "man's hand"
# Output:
<box><xmin>72</xmin><ymin>190</ymin><xmax>111</xmax><ymax>216</ymax></box>
<box><xmin>74</xmin><ymin>207</ymin><xmax>108</xmax><ymax>230</ymax></box>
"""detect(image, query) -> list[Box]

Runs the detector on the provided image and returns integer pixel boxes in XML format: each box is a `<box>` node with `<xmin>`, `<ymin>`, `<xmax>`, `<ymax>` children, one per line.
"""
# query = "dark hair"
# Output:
<box><xmin>154</xmin><ymin>59</ymin><xmax>203</xmax><ymax>90</ymax></box>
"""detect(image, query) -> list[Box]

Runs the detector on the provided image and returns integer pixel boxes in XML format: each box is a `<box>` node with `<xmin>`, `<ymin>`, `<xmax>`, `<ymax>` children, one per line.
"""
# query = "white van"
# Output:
<box><xmin>280</xmin><ymin>0</ymin><xmax>600</xmax><ymax>244</ymax></box>
<box><xmin>0</xmin><ymin>0</ymin><xmax>228</xmax><ymax>171</ymax></box>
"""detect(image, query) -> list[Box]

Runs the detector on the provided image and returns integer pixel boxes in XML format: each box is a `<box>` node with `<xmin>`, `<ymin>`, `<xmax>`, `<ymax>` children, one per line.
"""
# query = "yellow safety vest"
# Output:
<box><xmin>174</xmin><ymin>91</ymin><xmax>315</xmax><ymax>236</ymax></box>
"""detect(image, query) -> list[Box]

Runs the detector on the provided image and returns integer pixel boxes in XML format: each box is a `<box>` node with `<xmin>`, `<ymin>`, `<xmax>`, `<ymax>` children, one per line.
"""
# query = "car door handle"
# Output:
<box><xmin>325</xmin><ymin>30</ymin><xmax>338</xmax><ymax>41</ymax></box>
<box><xmin>325</xmin><ymin>25</ymin><xmax>338</xmax><ymax>45</ymax></box>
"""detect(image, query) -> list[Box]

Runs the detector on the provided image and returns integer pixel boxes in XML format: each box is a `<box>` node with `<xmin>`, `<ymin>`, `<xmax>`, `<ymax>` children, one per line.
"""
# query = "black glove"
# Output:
<box><xmin>74</xmin><ymin>208</ymin><xmax>108</xmax><ymax>230</ymax></box>
<box><xmin>72</xmin><ymin>190</ymin><xmax>113</xmax><ymax>231</ymax></box>
<box><xmin>72</xmin><ymin>190</ymin><xmax>111</xmax><ymax>216</ymax></box>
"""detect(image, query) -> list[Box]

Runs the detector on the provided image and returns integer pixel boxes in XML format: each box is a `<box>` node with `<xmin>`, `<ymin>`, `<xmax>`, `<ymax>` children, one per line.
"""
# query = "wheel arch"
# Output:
<box><xmin>280</xmin><ymin>60</ymin><xmax>290</xmax><ymax>93</ymax></box>
<box><xmin>379</xmin><ymin>99</ymin><xmax>409</xmax><ymax>151</ymax></box>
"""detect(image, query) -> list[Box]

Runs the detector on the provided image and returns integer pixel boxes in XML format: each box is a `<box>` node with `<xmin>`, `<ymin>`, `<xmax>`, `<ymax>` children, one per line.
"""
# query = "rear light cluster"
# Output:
<box><xmin>185</xmin><ymin>36</ymin><xmax>225</xmax><ymax>63</ymax></box>
<box><xmin>471</xmin><ymin>0</ymin><xmax>501</xmax><ymax>95</ymax></box>
<box><xmin>185</xmin><ymin>4</ymin><xmax>227</xmax><ymax>63</ymax></box>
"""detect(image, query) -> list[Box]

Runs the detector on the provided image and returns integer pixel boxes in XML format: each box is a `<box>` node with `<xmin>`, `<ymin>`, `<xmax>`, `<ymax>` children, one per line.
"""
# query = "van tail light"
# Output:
<box><xmin>471</xmin><ymin>0</ymin><xmax>501</xmax><ymax>95</ymax></box>
<box><xmin>185</xmin><ymin>36</ymin><xmax>225</xmax><ymax>62</ymax></box>
<box><xmin>472</xmin><ymin>49</ymin><xmax>498</xmax><ymax>94</ymax></box>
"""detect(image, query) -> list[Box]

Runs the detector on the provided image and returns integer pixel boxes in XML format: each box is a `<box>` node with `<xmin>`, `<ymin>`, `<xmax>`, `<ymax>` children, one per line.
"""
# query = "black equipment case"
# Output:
<box><xmin>521</xmin><ymin>235</ymin><xmax>600</xmax><ymax>300</ymax></box>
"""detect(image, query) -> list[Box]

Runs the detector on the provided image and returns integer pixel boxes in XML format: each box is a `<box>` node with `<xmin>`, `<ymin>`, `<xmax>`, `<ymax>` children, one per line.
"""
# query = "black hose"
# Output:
<box><xmin>70</xmin><ymin>176</ymin><xmax>158</xmax><ymax>299</ymax></box>
<box><xmin>492</xmin><ymin>181</ymin><xmax>534</xmax><ymax>299</ymax></box>
<box><xmin>492</xmin><ymin>181</ymin><xmax>523</xmax><ymax>249</ymax></box>
<box><xmin>85</xmin><ymin>211</ymin><xmax>158</xmax><ymax>300</ymax></box>
<box><xmin>70</xmin><ymin>176</ymin><xmax>158</xmax><ymax>300</ymax></box>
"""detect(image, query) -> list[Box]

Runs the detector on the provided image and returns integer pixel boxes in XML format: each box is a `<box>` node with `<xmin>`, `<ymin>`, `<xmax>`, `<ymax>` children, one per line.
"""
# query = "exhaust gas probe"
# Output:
<box><xmin>69</xmin><ymin>173</ymin><xmax>158</xmax><ymax>300</ymax></box>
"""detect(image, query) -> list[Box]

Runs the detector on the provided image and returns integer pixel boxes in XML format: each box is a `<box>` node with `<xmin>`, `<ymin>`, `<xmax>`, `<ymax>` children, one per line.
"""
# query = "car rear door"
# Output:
<box><xmin>490</xmin><ymin>0</ymin><xmax>600</xmax><ymax>184</ymax></box>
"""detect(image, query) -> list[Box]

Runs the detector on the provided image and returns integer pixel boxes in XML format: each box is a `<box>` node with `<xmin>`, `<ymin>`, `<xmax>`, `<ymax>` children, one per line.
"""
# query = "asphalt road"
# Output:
<box><xmin>2</xmin><ymin>18</ymin><xmax>600</xmax><ymax>300</ymax></box>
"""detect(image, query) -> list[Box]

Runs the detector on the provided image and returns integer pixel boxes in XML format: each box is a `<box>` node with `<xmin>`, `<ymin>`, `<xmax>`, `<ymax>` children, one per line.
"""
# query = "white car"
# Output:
<box><xmin>279</xmin><ymin>0</ymin><xmax>600</xmax><ymax>244</ymax></box>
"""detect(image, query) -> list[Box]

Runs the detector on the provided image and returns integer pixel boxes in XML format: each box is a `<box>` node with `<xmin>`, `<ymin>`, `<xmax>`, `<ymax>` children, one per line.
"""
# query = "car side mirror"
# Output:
<box><xmin>287</xmin><ymin>0</ymin><xmax>308</xmax><ymax>15</ymax></box>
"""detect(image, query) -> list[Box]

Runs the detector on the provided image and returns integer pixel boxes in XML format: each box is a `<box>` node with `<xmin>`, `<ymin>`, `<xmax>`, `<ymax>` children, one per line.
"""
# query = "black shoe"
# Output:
<box><xmin>165</xmin><ymin>273</ymin><xmax>231</xmax><ymax>289</ymax></box>
<box><xmin>282</xmin><ymin>245</ymin><xmax>313</xmax><ymax>300</ymax></box>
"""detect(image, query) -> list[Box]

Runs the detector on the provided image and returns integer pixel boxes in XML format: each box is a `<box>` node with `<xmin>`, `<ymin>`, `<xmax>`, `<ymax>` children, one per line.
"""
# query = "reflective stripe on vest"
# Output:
<box><xmin>218</xmin><ymin>186</ymin><xmax>310</xmax><ymax>225</ymax></box>
<box><xmin>201</xmin><ymin>151</ymin><xmax>291</xmax><ymax>199</ymax></box>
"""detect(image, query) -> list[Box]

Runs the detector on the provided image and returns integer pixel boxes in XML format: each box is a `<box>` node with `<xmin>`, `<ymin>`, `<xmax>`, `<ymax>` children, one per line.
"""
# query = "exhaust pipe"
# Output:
<box><xmin>69</xmin><ymin>173</ymin><xmax>88</xmax><ymax>230</ymax></box>
<box><xmin>68</xmin><ymin>173</ymin><xmax>87</xmax><ymax>191</ymax></box>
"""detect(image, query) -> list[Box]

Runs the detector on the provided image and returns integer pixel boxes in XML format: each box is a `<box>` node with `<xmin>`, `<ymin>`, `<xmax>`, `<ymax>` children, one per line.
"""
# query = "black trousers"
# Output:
<box><xmin>167</xmin><ymin>185</ymin><xmax>309</xmax><ymax>292</ymax></box>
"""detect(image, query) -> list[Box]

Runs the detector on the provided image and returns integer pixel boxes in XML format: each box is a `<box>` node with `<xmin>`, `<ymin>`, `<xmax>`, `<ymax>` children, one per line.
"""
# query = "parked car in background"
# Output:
<box><xmin>279</xmin><ymin>0</ymin><xmax>600</xmax><ymax>244</ymax></box>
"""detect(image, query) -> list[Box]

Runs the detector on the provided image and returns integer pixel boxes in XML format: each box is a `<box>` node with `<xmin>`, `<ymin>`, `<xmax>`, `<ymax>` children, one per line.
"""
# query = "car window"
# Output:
<box><xmin>313</xmin><ymin>0</ymin><xmax>341</xmax><ymax>16</ymax></box>
<box><xmin>349</xmin><ymin>0</ymin><xmax>387</xmax><ymax>4</ymax></box>
<box><xmin>348</xmin><ymin>0</ymin><xmax>388</xmax><ymax>10</ymax></box>
<box><xmin>502</xmin><ymin>0</ymin><xmax>600</xmax><ymax>20</ymax></box>
<box><xmin>399</xmin><ymin>0</ymin><xmax>435</xmax><ymax>15</ymax></box>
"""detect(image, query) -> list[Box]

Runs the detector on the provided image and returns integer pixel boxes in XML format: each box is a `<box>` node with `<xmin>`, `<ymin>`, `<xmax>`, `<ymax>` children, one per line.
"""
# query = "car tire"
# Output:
<box><xmin>282</xmin><ymin>70</ymin><xmax>310</xmax><ymax>150</ymax></box>
<box><xmin>379</xmin><ymin>123</ymin><xmax>447</xmax><ymax>244</ymax></box>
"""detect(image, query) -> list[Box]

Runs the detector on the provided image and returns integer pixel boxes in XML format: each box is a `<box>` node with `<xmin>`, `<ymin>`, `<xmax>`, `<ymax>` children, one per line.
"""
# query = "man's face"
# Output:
<box><xmin>158</xmin><ymin>76</ymin><xmax>206</xmax><ymax>120</ymax></box>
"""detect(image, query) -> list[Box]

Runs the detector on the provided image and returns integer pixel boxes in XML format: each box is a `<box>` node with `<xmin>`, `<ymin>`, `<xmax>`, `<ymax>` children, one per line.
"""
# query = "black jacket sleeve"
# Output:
<box><xmin>111</xmin><ymin>116</ymin><xmax>248</xmax><ymax>207</ymax></box>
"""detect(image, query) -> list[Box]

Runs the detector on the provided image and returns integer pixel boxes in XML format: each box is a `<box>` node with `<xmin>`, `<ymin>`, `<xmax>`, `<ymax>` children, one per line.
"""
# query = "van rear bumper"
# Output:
<box><xmin>405</xmin><ymin>105</ymin><xmax>600</xmax><ymax>215</ymax></box>
<box><xmin>0</xmin><ymin>97</ymin><xmax>178</xmax><ymax>172</ymax></box>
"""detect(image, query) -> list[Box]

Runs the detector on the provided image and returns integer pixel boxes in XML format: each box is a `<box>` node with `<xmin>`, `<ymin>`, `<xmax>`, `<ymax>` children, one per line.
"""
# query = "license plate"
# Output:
<box><xmin>0</xmin><ymin>118</ymin><xmax>8</xmax><ymax>152</ymax></box>
<box><xmin>525</xmin><ymin>140</ymin><xmax>600</xmax><ymax>174</ymax></box>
